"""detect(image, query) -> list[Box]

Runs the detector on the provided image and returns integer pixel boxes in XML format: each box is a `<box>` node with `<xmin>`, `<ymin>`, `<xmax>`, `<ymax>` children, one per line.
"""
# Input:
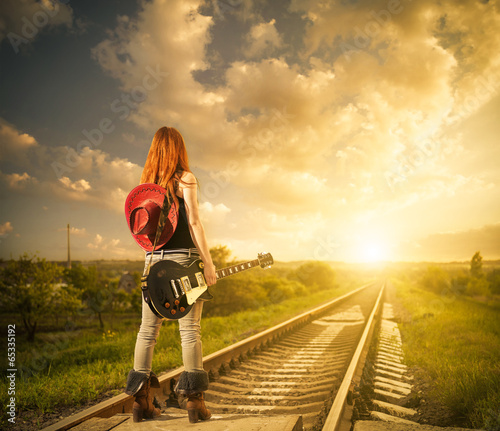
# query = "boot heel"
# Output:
<box><xmin>133</xmin><ymin>406</ymin><xmax>143</xmax><ymax>423</ymax></box>
<box><xmin>188</xmin><ymin>409</ymin><xmax>199</xmax><ymax>423</ymax></box>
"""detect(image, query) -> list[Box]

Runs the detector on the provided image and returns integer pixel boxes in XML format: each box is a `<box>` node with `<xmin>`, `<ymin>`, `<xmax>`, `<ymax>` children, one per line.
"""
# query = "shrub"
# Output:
<box><xmin>466</xmin><ymin>277</ymin><xmax>490</xmax><ymax>297</ymax></box>
<box><xmin>291</xmin><ymin>261</ymin><xmax>336</xmax><ymax>291</ymax></box>
<box><xmin>419</xmin><ymin>266</ymin><xmax>450</xmax><ymax>294</ymax></box>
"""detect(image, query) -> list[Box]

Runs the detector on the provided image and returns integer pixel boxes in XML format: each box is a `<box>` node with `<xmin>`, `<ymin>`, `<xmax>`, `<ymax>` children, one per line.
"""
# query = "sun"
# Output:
<box><xmin>358</xmin><ymin>240</ymin><xmax>390</xmax><ymax>263</ymax></box>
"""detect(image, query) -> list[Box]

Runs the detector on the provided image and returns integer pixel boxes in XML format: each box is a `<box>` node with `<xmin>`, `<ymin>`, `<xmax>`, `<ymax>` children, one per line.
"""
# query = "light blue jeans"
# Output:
<box><xmin>133</xmin><ymin>250</ymin><xmax>205</xmax><ymax>375</ymax></box>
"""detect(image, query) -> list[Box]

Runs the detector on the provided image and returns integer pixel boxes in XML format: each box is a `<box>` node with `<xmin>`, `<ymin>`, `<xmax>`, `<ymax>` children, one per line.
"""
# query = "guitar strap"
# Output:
<box><xmin>140</xmin><ymin>191</ymin><xmax>174</xmax><ymax>313</ymax></box>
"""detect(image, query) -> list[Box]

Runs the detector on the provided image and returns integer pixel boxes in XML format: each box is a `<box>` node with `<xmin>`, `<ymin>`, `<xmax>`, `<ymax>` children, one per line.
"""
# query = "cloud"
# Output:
<box><xmin>91</xmin><ymin>0</ymin><xmax>213</xmax><ymax>132</ymax></box>
<box><xmin>4</xmin><ymin>172</ymin><xmax>37</xmax><ymax>189</ymax></box>
<box><xmin>0</xmin><ymin>118</ymin><xmax>143</xmax><ymax>214</ymax></box>
<box><xmin>0</xmin><ymin>0</ymin><xmax>74</xmax><ymax>49</ymax></box>
<box><xmin>57</xmin><ymin>226</ymin><xmax>87</xmax><ymax>238</ymax></box>
<box><xmin>70</xmin><ymin>226</ymin><xmax>87</xmax><ymax>237</ymax></box>
<box><xmin>0</xmin><ymin>120</ymin><xmax>38</xmax><ymax>165</ymax></box>
<box><xmin>406</xmin><ymin>223</ymin><xmax>500</xmax><ymax>261</ymax></box>
<box><xmin>244</xmin><ymin>19</ymin><xmax>284</xmax><ymax>58</ymax></box>
<box><xmin>0</xmin><ymin>221</ymin><xmax>13</xmax><ymax>238</ymax></box>
<box><xmin>82</xmin><ymin>0</ymin><xmax>500</xmax><ymax>262</ymax></box>
<box><xmin>3</xmin><ymin>1</ymin><xmax>499</xmax><ymax>262</ymax></box>
<box><xmin>87</xmin><ymin>234</ymin><xmax>130</xmax><ymax>258</ymax></box>
<box><xmin>59</xmin><ymin>176</ymin><xmax>91</xmax><ymax>193</ymax></box>
<box><xmin>50</xmin><ymin>147</ymin><xmax>143</xmax><ymax>211</ymax></box>
<box><xmin>87</xmin><ymin>234</ymin><xmax>103</xmax><ymax>249</ymax></box>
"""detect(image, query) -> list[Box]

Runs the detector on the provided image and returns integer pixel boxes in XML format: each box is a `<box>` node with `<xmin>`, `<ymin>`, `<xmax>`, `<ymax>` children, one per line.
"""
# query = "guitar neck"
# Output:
<box><xmin>215</xmin><ymin>259</ymin><xmax>260</xmax><ymax>280</ymax></box>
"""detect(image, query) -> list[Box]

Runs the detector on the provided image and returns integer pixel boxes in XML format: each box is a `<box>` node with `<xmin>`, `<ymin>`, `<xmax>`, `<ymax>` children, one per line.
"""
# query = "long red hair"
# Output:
<box><xmin>140</xmin><ymin>127</ymin><xmax>193</xmax><ymax>202</ymax></box>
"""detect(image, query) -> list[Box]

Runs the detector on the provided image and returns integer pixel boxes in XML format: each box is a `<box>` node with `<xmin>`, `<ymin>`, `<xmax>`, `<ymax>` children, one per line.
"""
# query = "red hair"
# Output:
<box><xmin>140</xmin><ymin>127</ymin><xmax>194</xmax><ymax>202</ymax></box>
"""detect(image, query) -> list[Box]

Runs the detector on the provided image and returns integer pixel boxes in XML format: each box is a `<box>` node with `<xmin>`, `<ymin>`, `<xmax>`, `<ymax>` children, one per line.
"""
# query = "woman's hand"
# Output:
<box><xmin>204</xmin><ymin>263</ymin><xmax>217</xmax><ymax>286</ymax></box>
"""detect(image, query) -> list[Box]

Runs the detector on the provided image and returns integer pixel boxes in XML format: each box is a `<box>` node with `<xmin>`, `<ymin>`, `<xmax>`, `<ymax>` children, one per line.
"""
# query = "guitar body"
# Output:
<box><xmin>145</xmin><ymin>252</ymin><xmax>273</xmax><ymax>320</ymax></box>
<box><xmin>147</xmin><ymin>258</ymin><xmax>207</xmax><ymax>319</ymax></box>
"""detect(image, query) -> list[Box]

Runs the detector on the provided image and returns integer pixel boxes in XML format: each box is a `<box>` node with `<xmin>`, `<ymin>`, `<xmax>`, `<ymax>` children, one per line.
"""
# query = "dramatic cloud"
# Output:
<box><xmin>1</xmin><ymin>0</ymin><xmax>499</xmax><ymax>261</ymax></box>
<box><xmin>85</xmin><ymin>0</ymin><xmax>500</xmax><ymax>260</ymax></box>
<box><xmin>0</xmin><ymin>0</ymin><xmax>74</xmax><ymax>51</ymax></box>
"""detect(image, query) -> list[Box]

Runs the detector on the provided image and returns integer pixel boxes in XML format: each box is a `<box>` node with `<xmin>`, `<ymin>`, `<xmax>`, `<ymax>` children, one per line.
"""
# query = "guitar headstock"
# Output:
<box><xmin>257</xmin><ymin>252</ymin><xmax>274</xmax><ymax>269</ymax></box>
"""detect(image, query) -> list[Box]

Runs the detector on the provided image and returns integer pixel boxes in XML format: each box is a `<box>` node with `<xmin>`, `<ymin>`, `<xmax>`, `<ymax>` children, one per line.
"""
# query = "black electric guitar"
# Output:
<box><xmin>144</xmin><ymin>252</ymin><xmax>274</xmax><ymax>319</ymax></box>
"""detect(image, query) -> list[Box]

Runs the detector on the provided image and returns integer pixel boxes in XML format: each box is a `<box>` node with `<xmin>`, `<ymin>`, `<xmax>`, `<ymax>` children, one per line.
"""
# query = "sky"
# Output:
<box><xmin>0</xmin><ymin>0</ymin><xmax>499</xmax><ymax>264</ymax></box>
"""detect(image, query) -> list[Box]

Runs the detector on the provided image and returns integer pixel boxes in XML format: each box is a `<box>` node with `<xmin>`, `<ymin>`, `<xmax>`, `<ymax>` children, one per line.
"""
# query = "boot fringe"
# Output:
<box><xmin>125</xmin><ymin>370</ymin><xmax>160</xmax><ymax>395</ymax></box>
<box><xmin>174</xmin><ymin>370</ymin><xmax>209</xmax><ymax>395</ymax></box>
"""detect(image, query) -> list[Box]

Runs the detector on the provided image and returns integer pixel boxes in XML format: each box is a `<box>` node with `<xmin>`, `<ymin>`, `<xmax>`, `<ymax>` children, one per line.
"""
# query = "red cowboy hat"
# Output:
<box><xmin>125</xmin><ymin>183</ymin><xmax>178</xmax><ymax>252</ymax></box>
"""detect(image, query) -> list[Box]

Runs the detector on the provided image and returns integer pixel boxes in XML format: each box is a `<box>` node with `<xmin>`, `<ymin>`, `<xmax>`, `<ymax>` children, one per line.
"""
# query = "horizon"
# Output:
<box><xmin>1</xmin><ymin>0</ymin><xmax>499</xmax><ymax>264</ymax></box>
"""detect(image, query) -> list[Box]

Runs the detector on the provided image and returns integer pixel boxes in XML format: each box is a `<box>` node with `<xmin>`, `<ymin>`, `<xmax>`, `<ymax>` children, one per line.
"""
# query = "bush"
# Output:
<box><xmin>263</xmin><ymin>276</ymin><xmax>307</xmax><ymax>304</ymax></box>
<box><xmin>203</xmin><ymin>274</ymin><xmax>270</xmax><ymax>316</ymax></box>
<box><xmin>419</xmin><ymin>266</ymin><xmax>450</xmax><ymax>294</ymax></box>
<box><xmin>486</xmin><ymin>268</ymin><xmax>500</xmax><ymax>295</ymax></box>
<box><xmin>291</xmin><ymin>261</ymin><xmax>336</xmax><ymax>291</ymax></box>
<box><xmin>450</xmin><ymin>270</ymin><xmax>469</xmax><ymax>296</ymax></box>
<box><xmin>466</xmin><ymin>277</ymin><xmax>490</xmax><ymax>296</ymax></box>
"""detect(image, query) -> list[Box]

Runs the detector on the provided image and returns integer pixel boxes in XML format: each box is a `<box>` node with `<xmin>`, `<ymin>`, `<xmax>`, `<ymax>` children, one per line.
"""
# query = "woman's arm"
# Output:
<box><xmin>178</xmin><ymin>171</ymin><xmax>217</xmax><ymax>286</ymax></box>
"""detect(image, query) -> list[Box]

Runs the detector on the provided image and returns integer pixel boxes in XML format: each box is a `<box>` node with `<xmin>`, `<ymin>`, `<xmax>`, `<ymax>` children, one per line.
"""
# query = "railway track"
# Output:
<box><xmin>43</xmin><ymin>281</ymin><xmax>385</xmax><ymax>431</ymax></box>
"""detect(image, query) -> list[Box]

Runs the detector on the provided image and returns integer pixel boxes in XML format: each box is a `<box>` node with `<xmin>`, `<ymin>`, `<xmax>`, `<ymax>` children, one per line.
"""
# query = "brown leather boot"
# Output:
<box><xmin>186</xmin><ymin>392</ymin><xmax>211</xmax><ymax>423</ymax></box>
<box><xmin>132</xmin><ymin>378</ymin><xmax>161</xmax><ymax>422</ymax></box>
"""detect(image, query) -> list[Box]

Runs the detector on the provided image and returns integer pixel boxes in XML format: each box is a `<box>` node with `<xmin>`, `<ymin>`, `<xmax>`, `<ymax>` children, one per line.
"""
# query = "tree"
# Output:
<box><xmin>470</xmin><ymin>251</ymin><xmax>483</xmax><ymax>279</ymax></box>
<box><xmin>210</xmin><ymin>245</ymin><xmax>235</xmax><ymax>268</ymax></box>
<box><xmin>467</xmin><ymin>251</ymin><xmax>490</xmax><ymax>296</ymax></box>
<box><xmin>0</xmin><ymin>254</ymin><xmax>78</xmax><ymax>342</ymax></box>
<box><xmin>65</xmin><ymin>264</ymin><xmax>113</xmax><ymax>329</ymax></box>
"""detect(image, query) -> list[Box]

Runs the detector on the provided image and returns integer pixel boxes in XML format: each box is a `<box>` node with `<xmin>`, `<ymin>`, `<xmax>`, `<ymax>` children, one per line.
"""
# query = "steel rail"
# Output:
<box><xmin>42</xmin><ymin>281</ymin><xmax>376</xmax><ymax>431</ymax></box>
<box><xmin>322</xmin><ymin>280</ymin><xmax>386</xmax><ymax>431</ymax></box>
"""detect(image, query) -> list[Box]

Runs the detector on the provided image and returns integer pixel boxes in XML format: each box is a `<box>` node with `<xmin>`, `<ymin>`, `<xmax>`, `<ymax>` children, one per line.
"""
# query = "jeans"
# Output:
<box><xmin>133</xmin><ymin>250</ymin><xmax>205</xmax><ymax>375</ymax></box>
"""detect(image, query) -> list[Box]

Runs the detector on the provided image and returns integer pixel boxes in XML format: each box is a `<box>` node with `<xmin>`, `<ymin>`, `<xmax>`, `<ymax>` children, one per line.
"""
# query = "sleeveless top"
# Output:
<box><xmin>161</xmin><ymin>196</ymin><xmax>196</xmax><ymax>250</ymax></box>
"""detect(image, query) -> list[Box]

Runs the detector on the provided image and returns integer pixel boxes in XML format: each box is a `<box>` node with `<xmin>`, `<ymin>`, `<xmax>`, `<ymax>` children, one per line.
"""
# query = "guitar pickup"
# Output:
<box><xmin>180</xmin><ymin>276</ymin><xmax>192</xmax><ymax>292</ymax></box>
<box><xmin>170</xmin><ymin>280</ymin><xmax>180</xmax><ymax>298</ymax></box>
<box><xmin>184</xmin><ymin>272</ymin><xmax>208</xmax><ymax>306</ymax></box>
<box><xmin>195</xmin><ymin>272</ymin><xmax>207</xmax><ymax>288</ymax></box>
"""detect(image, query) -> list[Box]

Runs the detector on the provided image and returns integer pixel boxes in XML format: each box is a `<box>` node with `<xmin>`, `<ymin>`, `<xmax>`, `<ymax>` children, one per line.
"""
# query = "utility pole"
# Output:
<box><xmin>67</xmin><ymin>223</ymin><xmax>71</xmax><ymax>269</ymax></box>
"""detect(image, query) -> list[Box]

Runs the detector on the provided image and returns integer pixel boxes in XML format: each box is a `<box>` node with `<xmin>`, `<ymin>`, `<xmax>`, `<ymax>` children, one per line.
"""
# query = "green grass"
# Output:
<box><xmin>0</xmin><ymin>271</ymin><xmax>368</xmax><ymax>429</ymax></box>
<box><xmin>392</xmin><ymin>276</ymin><xmax>500</xmax><ymax>429</ymax></box>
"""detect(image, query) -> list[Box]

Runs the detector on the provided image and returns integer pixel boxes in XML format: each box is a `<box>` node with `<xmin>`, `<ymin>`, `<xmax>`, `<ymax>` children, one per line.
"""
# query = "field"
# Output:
<box><xmin>389</xmin><ymin>262</ymin><xmax>500</xmax><ymax>429</ymax></box>
<box><xmin>1</xmin><ymin>257</ymin><xmax>499</xmax><ymax>430</ymax></box>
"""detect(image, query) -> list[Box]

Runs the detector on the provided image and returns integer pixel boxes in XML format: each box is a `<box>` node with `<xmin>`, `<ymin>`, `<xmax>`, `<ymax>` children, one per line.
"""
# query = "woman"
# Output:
<box><xmin>125</xmin><ymin>126</ymin><xmax>217</xmax><ymax>423</ymax></box>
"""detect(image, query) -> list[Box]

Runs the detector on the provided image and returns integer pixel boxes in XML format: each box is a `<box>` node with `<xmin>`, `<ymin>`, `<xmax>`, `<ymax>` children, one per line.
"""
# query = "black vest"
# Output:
<box><xmin>161</xmin><ymin>197</ymin><xmax>196</xmax><ymax>250</ymax></box>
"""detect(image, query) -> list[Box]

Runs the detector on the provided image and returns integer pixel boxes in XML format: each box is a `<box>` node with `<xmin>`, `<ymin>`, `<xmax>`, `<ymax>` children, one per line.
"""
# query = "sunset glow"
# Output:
<box><xmin>358</xmin><ymin>241</ymin><xmax>391</xmax><ymax>264</ymax></box>
<box><xmin>0</xmin><ymin>1</ymin><xmax>499</xmax><ymax>263</ymax></box>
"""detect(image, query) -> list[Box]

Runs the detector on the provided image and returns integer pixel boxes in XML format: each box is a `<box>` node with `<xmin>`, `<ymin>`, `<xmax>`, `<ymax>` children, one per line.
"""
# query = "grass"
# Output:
<box><xmin>0</xmin><ymin>270</ymin><xmax>369</xmax><ymax>429</ymax></box>
<box><xmin>392</xmin><ymin>275</ymin><xmax>500</xmax><ymax>429</ymax></box>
